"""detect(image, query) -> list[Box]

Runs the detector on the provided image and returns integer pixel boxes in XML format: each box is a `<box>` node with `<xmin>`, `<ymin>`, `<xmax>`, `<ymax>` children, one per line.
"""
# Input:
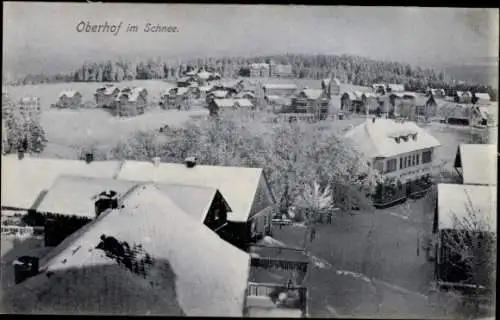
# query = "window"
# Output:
<box><xmin>374</xmin><ymin>160</ymin><xmax>384</xmax><ymax>172</ymax></box>
<box><xmin>386</xmin><ymin>159</ymin><xmax>398</xmax><ymax>173</ymax></box>
<box><xmin>422</xmin><ymin>150</ymin><xmax>432</xmax><ymax>164</ymax></box>
<box><xmin>407</xmin><ymin>156</ymin><xmax>411</xmax><ymax>167</ymax></box>
<box><xmin>400</xmin><ymin>158</ymin><xmax>403</xmax><ymax>169</ymax></box>
<box><xmin>416</xmin><ymin>154</ymin><xmax>420</xmax><ymax>165</ymax></box>
<box><xmin>412</xmin><ymin>154</ymin><xmax>416</xmax><ymax>166</ymax></box>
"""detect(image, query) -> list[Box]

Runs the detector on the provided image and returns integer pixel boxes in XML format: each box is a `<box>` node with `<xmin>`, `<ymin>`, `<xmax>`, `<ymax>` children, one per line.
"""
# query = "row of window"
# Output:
<box><xmin>385</xmin><ymin>150</ymin><xmax>433</xmax><ymax>173</ymax></box>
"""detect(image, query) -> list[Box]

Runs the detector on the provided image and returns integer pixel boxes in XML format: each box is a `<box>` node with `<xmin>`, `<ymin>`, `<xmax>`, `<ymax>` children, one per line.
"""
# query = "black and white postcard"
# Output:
<box><xmin>1</xmin><ymin>2</ymin><xmax>498</xmax><ymax>318</ymax></box>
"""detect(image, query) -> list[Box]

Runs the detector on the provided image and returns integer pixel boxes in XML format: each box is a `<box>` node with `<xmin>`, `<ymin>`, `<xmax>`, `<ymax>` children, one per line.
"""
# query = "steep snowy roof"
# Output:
<box><xmin>6</xmin><ymin>184</ymin><xmax>250</xmax><ymax>316</ymax></box>
<box><xmin>454</xmin><ymin>144</ymin><xmax>497</xmax><ymax>186</ymax></box>
<box><xmin>116</xmin><ymin>161</ymin><xmax>268</xmax><ymax>222</ymax></box>
<box><xmin>344</xmin><ymin>118</ymin><xmax>441</xmax><ymax>159</ymax></box>
<box><xmin>1</xmin><ymin>155</ymin><xmax>123</xmax><ymax>211</ymax></box>
<box><xmin>437</xmin><ymin>183</ymin><xmax>496</xmax><ymax>233</ymax></box>
<box><xmin>36</xmin><ymin>175</ymin><xmax>227</xmax><ymax>223</ymax></box>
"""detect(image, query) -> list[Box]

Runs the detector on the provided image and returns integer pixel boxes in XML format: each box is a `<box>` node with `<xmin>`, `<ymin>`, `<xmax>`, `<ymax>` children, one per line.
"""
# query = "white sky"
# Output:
<box><xmin>3</xmin><ymin>3</ymin><xmax>499</xmax><ymax>76</ymax></box>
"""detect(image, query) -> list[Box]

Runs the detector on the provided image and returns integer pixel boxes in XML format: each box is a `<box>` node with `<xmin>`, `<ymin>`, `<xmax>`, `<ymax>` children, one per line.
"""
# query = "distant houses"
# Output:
<box><xmin>54</xmin><ymin>90</ymin><xmax>82</xmax><ymax>109</ymax></box>
<box><xmin>344</xmin><ymin>118</ymin><xmax>441</xmax><ymax>207</ymax></box>
<box><xmin>160</xmin><ymin>87</ymin><xmax>192</xmax><ymax>110</ymax></box>
<box><xmin>249</xmin><ymin>61</ymin><xmax>294</xmax><ymax>78</ymax></box>
<box><xmin>95</xmin><ymin>84</ymin><xmax>120</xmax><ymax>108</ymax></box>
<box><xmin>250</xmin><ymin>63</ymin><xmax>270</xmax><ymax>77</ymax></box>
<box><xmin>112</xmin><ymin>87</ymin><xmax>148</xmax><ymax>117</ymax></box>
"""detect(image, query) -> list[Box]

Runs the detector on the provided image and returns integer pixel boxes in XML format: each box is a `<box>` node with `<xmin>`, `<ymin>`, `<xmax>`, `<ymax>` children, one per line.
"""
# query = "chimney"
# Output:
<box><xmin>372</xmin><ymin>117</ymin><xmax>376</xmax><ymax>123</ymax></box>
<box><xmin>85</xmin><ymin>153</ymin><xmax>94</xmax><ymax>164</ymax></box>
<box><xmin>152</xmin><ymin>157</ymin><xmax>161</xmax><ymax>167</ymax></box>
<box><xmin>17</xmin><ymin>150</ymin><xmax>25</xmax><ymax>160</ymax></box>
<box><xmin>185</xmin><ymin>156</ymin><xmax>197</xmax><ymax>168</ymax></box>
<box><xmin>13</xmin><ymin>256</ymin><xmax>39</xmax><ymax>284</ymax></box>
<box><xmin>94</xmin><ymin>190</ymin><xmax>118</xmax><ymax>218</ymax></box>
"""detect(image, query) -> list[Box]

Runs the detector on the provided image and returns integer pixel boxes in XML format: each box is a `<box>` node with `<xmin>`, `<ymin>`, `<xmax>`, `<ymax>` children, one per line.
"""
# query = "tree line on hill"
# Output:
<box><xmin>8</xmin><ymin>54</ymin><xmax>497</xmax><ymax>101</ymax></box>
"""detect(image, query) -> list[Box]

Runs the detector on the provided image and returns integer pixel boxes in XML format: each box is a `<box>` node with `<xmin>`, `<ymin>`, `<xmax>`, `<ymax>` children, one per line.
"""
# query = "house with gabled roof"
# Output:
<box><xmin>95</xmin><ymin>84</ymin><xmax>121</xmax><ymax>108</ymax></box>
<box><xmin>55</xmin><ymin>90</ymin><xmax>82</xmax><ymax>109</ymax></box>
<box><xmin>344</xmin><ymin>118</ymin><xmax>441</xmax><ymax>207</ymax></box>
<box><xmin>2</xmin><ymin>184</ymin><xmax>251</xmax><ymax>316</ymax></box>
<box><xmin>453</xmin><ymin>144</ymin><xmax>497</xmax><ymax>186</ymax></box>
<box><xmin>290</xmin><ymin>88</ymin><xmax>329</xmax><ymax>119</ymax></box>
<box><xmin>35</xmin><ymin>175</ymin><xmax>234</xmax><ymax>247</ymax></box>
<box><xmin>116</xmin><ymin>158</ymin><xmax>276</xmax><ymax>248</ymax></box>
<box><xmin>112</xmin><ymin>87</ymin><xmax>148</xmax><ymax>117</ymax></box>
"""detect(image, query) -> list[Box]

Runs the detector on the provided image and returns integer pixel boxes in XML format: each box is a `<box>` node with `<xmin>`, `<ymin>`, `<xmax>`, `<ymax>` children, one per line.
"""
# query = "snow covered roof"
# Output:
<box><xmin>176</xmin><ymin>87</ymin><xmax>190</xmax><ymax>96</ymax></box>
<box><xmin>19</xmin><ymin>96</ymin><xmax>40</xmax><ymax>104</ymax></box>
<box><xmin>262</xmin><ymin>84</ymin><xmax>297</xmax><ymax>90</ymax></box>
<box><xmin>210</xmin><ymin>90</ymin><xmax>229</xmax><ymax>98</ymax></box>
<box><xmin>299</xmin><ymin>89</ymin><xmax>324</xmax><ymax>100</ymax></box>
<box><xmin>36</xmin><ymin>175</ymin><xmax>229</xmax><ymax>222</ymax></box>
<box><xmin>116</xmin><ymin>161</ymin><xmax>270</xmax><ymax>222</ymax></box>
<box><xmin>250</xmin><ymin>63</ymin><xmax>270</xmax><ymax>70</ymax></box>
<box><xmin>454</xmin><ymin>144</ymin><xmax>497</xmax><ymax>186</ymax></box>
<box><xmin>342</xmin><ymin>91</ymin><xmax>359</xmax><ymax>101</ymax></box>
<box><xmin>474</xmin><ymin>93</ymin><xmax>491</xmax><ymax>103</ymax></box>
<box><xmin>58</xmin><ymin>90</ymin><xmax>80</xmax><ymax>99</ymax></box>
<box><xmin>344</xmin><ymin>118</ymin><xmax>441</xmax><ymax>159</ymax></box>
<box><xmin>197</xmin><ymin>71</ymin><xmax>211</xmax><ymax>80</ymax></box>
<box><xmin>235</xmin><ymin>91</ymin><xmax>256</xmax><ymax>99</ymax></box>
<box><xmin>235</xmin><ymin>99</ymin><xmax>254</xmax><ymax>108</ymax></box>
<box><xmin>0</xmin><ymin>155</ymin><xmax>123</xmax><ymax>211</ymax></box>
<box><xmin>199</xmin><ymin>85</ymin><xmax>214</xmax><ymax>92</ymax></box>
<box><xmin>97</xmin><ymin>85</ymin><xmax>120</xmax><ymax>95</ymax></box>
<box><xmin>437</xmin><ymin>183</ymin><xmax>496</xmax><ymax>233</ymax></box>
<box><xmin>115</xmin><ymin>87</ymin><xmax>147</xmax><ymax>102</ymax></box>
<box><xmin>387</xmin><ymin>84</ymin><xmax>405</xmax><ymax>92</ymax></box>
<box><xmin>35</xmin><ymin>176</ymin><xmax>139</xmax><ymax>218</ymax></box>
<box><xmin>213</xmin><ymin>99</ymin><xmax>236</xmax><ymax>108</ymax></box>
<box><xmin>7</xmin><ymin>184</ymin><xmax>250</xmax><ymax>316</ymax></box>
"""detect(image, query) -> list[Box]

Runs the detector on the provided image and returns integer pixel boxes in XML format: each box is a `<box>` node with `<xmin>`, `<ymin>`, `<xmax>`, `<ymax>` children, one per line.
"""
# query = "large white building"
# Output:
<box><xmin>344</xmin><ymin>118</ymin><xmax>441</xmax><ymax>206</ymax></box>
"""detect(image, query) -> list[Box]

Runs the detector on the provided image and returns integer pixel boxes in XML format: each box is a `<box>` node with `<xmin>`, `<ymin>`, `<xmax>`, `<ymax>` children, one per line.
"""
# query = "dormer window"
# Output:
<box><xmin>401</xmin><ymin>135</ymin><xmax>409</xmax><ymax>142</ymax></box>
<box><xmin>394</xmin><ymin>137</ymin><xmax>401</xmax><ymax>143</ymax></box>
